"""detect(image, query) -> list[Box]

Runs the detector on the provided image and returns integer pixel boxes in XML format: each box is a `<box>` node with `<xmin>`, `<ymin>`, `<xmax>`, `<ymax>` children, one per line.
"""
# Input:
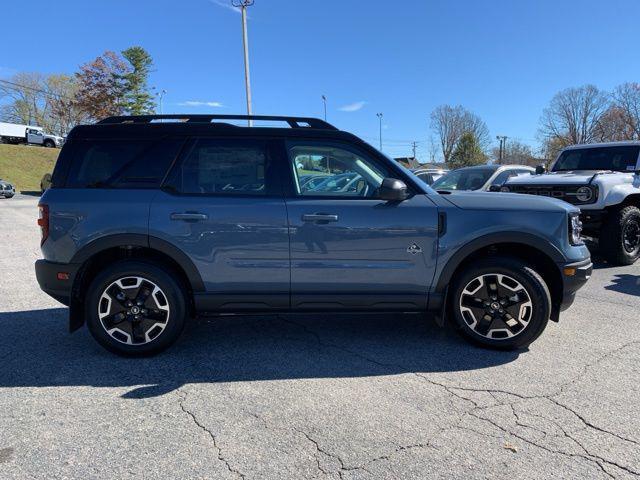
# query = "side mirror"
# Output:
<box><xmin>535</xmin><ymin>164</ymin><xmax>547</xmax><ymax>175</ymax></box>
<box><xmin>488</xmin><ymin>185</ymin><xmax>501</xmax><ymax>192</ymax></box>
<box><xmin>378</xmin><ymin>178</ymin><xmax>409</xmax><ymax>201</ymax></box>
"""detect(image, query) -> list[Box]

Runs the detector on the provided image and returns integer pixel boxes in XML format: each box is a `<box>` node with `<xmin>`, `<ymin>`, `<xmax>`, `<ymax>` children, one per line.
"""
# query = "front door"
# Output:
<box><xmin>283</xmin><ymin>140</ymin><xmax>439</xmax><ymax>311</ymax></box>
<box><xmin>149</xmin><ymin>137</ymin><xmax>290</xmax><ymax>310</ymax></box>
<box><xmin>27</xmin><ymin>128</ymin><xmax>43</xmax><ymax>145</ymax></box>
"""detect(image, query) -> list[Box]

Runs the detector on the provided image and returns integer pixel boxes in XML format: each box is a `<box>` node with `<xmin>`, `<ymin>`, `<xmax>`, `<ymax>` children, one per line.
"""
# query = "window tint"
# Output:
<box><xmin>66</xmin><ymin>138</ymin><xmax>183</xmax><ymax>188</ymax></box>
<box><xmin>492</xmin><ymin>169</ymin><xmax>517</xmax><ymax>185</ymax></box>
<box><xmin>167</xmin><ymin>138</ymin><xmax>268</xmax><ymax>195</ymax></box>
<box><xmin>288</xmin><ymin>143</ymin><xmax>390</xmax><ymax>198</ymax></box>
<box><xmin>416</xmin><ymin>172</ymin><xmax>433</xmax><ymax>184</ymax></box>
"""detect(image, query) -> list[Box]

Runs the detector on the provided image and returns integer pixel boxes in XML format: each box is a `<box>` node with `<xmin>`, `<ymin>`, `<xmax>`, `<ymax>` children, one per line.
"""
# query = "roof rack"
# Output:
<box><xmin>97</xmin><ymin>114</ymin><xmax>338</xmax><ymax>130</ymax></box>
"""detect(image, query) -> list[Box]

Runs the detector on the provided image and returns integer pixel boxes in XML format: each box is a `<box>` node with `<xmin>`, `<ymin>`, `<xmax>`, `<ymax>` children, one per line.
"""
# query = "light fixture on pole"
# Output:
<box><xmin>321</xmin><ymin>95</ymin><xmax>327</xmax><ymax>121</ymax></box>
<box><xmin>232</xmin><ymin>0</ymin><xmax>255</xmax><ymax>126</ymax></box>
<box><xmin>159</xmin><ymin>89</ymin><xmax>167</xmax><ymax>115</ymax></box>
<box><xmin>376</xmin><ymin>113</ymin><xmax>383</xmax><ymax>151</ymax></box>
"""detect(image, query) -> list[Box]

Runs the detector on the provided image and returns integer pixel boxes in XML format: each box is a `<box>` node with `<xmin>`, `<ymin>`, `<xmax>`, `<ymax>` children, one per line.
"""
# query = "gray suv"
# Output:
<box><xmin>35</xmin><ymin>115</ymin><xmax>592</xmax><ymax>356</ymax></box>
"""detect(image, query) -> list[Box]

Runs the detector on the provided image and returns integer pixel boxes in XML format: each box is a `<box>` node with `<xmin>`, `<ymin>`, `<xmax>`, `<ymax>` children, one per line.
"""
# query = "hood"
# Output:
<box><xmin>505</xmin><ymin>170</ymin><xmax>614</xmax><ymax>185</ymax></box>
<box><xmin>440</xmin><ymin>191</ymin><xmax>575</xmax><ymax>213</ymax></box>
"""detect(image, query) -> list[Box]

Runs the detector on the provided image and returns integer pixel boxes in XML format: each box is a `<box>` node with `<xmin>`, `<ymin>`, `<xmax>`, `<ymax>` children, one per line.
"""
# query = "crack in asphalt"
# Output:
<box><xmin>176</xmin><ymin>389</ymin><xmax>246</xmax><ymax>480</ymax></box>
<box><xmin>277</xmin><ymin>315</ymin><xmax>640</xmax><ymax>478</ymax></box>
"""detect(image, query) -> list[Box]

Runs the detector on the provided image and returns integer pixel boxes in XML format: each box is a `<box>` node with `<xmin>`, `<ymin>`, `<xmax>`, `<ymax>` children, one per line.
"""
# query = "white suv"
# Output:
<box><xmin>502</xmin><ymin>142</ymin><xmax>640</xmax><ymax>265</ymax></box>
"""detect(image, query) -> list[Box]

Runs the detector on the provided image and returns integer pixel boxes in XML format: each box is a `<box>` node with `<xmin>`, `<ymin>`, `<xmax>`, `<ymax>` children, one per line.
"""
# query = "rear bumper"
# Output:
<box><xmin>35</xmin><ymin>260</ymin><xmax>80</xmax><ymax>306</ymax></box>
<box><xmin>557</xmin><ymin>258</ymin><xmax>592</xmax><ymax>312</ymax></box>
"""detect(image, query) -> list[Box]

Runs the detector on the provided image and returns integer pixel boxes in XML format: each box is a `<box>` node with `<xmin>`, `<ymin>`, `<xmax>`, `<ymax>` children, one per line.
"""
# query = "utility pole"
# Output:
<box><xmin>159</xmin><ymin>89</ymin><xmax>167</xmax><ymax>115</ymax></box>
<box><xmin>376</xmin><ymin>113</ymin><xmax>383</xmax><ymax>151</ymax></box>
<box><xmin>232</xmin><ymin>0</ymin><xmax>254</xmax><ymax>126</ymax></box>
<box><xmin>322</xmin><ymin>95</ymin><xmax>327</xmax><ymax>121</ymax></box>
<box><xmin>496</xmin><ymin>135</ymin><xmax>508</xmax><ymax>164</ymax></box>
<box><xmin>411</xmin><ymin>141</ymin><xmax>418</xmax><ymax>160</ymax></box>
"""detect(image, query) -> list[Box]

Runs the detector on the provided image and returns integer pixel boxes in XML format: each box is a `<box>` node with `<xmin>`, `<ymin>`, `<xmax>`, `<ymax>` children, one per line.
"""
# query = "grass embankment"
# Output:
<box><xmin>0</xmin><ymin>144</ymin><xmax>59</xmax><ymax>192</ymax></box>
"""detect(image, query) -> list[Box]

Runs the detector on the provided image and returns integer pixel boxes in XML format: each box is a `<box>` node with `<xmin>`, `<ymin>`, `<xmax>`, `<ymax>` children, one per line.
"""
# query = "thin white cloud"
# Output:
<box><xmin>178</xmin><ymin>100</ymin><xmax>224</xmax><ymax>107</ymax></box>
<box><xmin>339</xmin><ymin>101</ymin><xmax>367</xmax><ymax>112</ymax></box>
<box><xmin>209</xmin><ymin>0</ymin><xmax>242</xmax><ymax>14</ymax></box>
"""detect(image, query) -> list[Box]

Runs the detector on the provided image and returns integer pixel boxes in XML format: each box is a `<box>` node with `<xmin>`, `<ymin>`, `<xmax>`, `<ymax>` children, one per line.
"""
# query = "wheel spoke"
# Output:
<box><xmin>145</xmin><ymin>309</ymin><xmax>168</xmax><ymax>323</ymax></box>
<box><xmin>106</xmin><ymin>285</ymin><xmax>129</xmax><ymax>308</ymax></box>
<box><xmin>135</xmin><ymin>281</ymin><xmax>155</xmax><ymax>306</ymax></box>
<box><xmin>131</xmin><ymin>320</ymin><xmax>146</xmax><ymax>344</ymax></box>
<box><xmin>101</xmin><ymin>312</ymin><xmax>127</xmax><ymax>330</ymax></box>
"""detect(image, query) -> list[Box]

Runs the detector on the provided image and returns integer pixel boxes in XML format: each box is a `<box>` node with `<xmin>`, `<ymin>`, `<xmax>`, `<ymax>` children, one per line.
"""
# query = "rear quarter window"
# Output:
<box><xmin>65</xmin><ymin>138</ymin><xmax>184</xmax><ymax>188</ymax></box>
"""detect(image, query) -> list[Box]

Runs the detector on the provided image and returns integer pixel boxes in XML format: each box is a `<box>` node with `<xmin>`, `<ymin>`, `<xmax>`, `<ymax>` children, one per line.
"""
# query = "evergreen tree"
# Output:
<box><xmin>448</xmin><ymin>132</ymin><xmax>486</xmax><ymax>169</ymax></box>
<box><xmin>120</xmin><ymin>47</ymin><xmax>155</xmax><ymax>115</ymax></box>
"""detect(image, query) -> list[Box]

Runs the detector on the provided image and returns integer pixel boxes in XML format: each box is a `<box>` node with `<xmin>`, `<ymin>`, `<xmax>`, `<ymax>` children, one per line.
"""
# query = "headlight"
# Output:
<box><xmin>576</xmin><ymin>186</ymin><xmax>593</xmax><ymax>202</ymax></box>
<box><xmin>500</xmin><ymin>186</ymin><xmax>510</xmax><ymax>192</ymax></box>
<box><xmin>569</xmin><ymin>212</ymin><xmax>584</xmax><ymax>245</ymax></box>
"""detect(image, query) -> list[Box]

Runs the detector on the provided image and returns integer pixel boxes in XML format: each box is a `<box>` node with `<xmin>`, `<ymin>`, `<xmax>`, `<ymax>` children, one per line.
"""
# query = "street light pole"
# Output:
<box><xmin>159</xmin><ymin>89</ymin><xmax>167</xmax><ymax>115</ymax></box>
<box><xmin>322</xmin><ymin>95</ymin><xmax>327</xmax><ymax>121</ymax></box>
<box><xmin>376</xmin><ymin>113</ymin><xmax>383</xmax><ymax>151</ymax></box>
<box><xmin>232</xmin><ymin>0</ymin><xmax>254</xmax><ymax>126</ymax></box>
<box><xmin>496</xmin><ymin>135</ymin><xmax>508</xmax><ymax>163</ymax></box>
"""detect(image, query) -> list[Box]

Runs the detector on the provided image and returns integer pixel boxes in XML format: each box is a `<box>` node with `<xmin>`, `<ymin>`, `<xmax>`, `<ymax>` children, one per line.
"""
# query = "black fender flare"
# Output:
<box><xmin>70</xmin><ymin>233</ymin><xmax>205</xmax><ymax>292</ymax></box>
<box><xmin>434</xmin><ymin>231</ymin><xmax>565</xmax><ymax>296</ymax></box>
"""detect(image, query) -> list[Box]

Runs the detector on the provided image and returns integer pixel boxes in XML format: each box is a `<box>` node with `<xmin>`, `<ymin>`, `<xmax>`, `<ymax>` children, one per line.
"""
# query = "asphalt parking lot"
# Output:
<box><xmin>0</xmin><ymin>193</ymin><xmax>639</xmax><ymax>479</ymax></box>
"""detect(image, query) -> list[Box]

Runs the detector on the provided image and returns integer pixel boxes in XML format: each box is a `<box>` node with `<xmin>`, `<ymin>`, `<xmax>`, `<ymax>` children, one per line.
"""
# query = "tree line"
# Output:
<box><xmin>0</xmin><ymin>47</ymin><xmax>156</xmax><ymax>136</ymax></box>
<box><xmin>430</xmin><ymin>82</ymin><xmax>640</xmax><ymax>168</ymax></box>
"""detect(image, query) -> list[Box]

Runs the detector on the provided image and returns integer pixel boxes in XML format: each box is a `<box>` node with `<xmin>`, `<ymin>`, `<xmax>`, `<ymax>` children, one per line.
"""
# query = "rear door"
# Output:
<box><xmin>149</xmin><ymin>137</ymin><xmax>290</xmax><ymax>310</ymax></box>
<box><xmin>282</xmin><ymin>139</ymin><xmax>439</xmax><ymax>311</ymax></box>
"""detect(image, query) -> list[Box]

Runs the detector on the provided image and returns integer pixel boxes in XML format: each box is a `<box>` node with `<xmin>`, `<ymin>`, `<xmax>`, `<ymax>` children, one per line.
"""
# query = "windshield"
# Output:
<box><xmin>553</xmin><ymin>146</ymin><xmax>640</xmax><ymax>172</ymax></box>
<box><xmin>431</xmin><ymin>168</ymin><xmax>494</xmax><ymax>191</ymax></box>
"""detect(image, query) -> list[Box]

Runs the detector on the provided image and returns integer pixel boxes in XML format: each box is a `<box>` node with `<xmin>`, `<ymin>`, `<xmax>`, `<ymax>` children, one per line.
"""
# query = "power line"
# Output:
<box><xmin>0</xmin><ymin>78</ymin><xmax>74</xmax><ymax>102</ymax></box>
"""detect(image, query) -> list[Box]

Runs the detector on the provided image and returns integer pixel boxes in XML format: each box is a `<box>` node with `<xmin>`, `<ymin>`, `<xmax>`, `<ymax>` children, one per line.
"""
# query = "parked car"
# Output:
<box><xmin>35</xmin><ymin>114</ymin><xmax>591</xmax><ymax>356</ymax></box>
<box><xmin>432</xmin><ymin>164</ymin><xmax>535</xmax><ymax>192</ymax></box>
<box><xmin>412</xmin><ymin>168</ymin><xmax>448</xmax><ymax>185</ymax></box>
<box><xmin>0</xmin><ymin>122</ymin><xmax>65</xmax><ymax>148</ymax></box>
<box><xmin>502</xmin><ymin>142</ymin><xmax>640</xmax><ymax>265</ymax></box>
<box><xmin>0</xmin><ymin>178</ymin><xmax>15</xmax><ymax>198</ymax></box>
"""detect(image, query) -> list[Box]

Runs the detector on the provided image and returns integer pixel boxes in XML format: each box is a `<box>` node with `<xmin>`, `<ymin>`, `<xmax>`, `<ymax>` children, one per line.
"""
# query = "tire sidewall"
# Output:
<box><xmin>619</xmin><ymin>207</ymin><xmax>640</xmax><ymax>263</ymax></box>
<box><xmin>451</xmin><ymin>258</ymin><xmax>551</xmax><ymax>349</ymax></box>
<box><xmin>85</xmin><ymin>261</ymin><xmax>187</xmax><ymax>356</ymax></box>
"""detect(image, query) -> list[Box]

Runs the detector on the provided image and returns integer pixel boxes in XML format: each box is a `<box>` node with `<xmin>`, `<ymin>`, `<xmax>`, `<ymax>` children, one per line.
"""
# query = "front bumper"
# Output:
<box><xmin>35</xmin><ymin>260</ymin><xmax>80</xmax><ymax>306</ymax></box>
<box><xmin>557</xmin><ymin>258</ymin><xmax>592</xmax><ymax>313</ymax></box>
<box><xmin>579</xmin><ymin>209</ymin><xmax>606</xmax><ymax>234</ymax></box>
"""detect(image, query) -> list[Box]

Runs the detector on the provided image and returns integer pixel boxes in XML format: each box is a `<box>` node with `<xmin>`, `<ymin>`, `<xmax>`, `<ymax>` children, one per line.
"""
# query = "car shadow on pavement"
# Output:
<box><xmin>0</xmin><ymin>308</ymin><xmax>520</xmax><ymax>398</ymax></box>
<box><xmin>605</xmin><ymin>274</ymin><xmax>640</xmax><ymax>297</ymax></box>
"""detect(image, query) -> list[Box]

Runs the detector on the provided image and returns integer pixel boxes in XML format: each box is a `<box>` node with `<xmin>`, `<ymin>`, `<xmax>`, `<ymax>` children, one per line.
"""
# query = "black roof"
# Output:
<box><xmin>68</xmin><ymin>114</ymin><xmax>358</xmax><ymax>141</ymax></box>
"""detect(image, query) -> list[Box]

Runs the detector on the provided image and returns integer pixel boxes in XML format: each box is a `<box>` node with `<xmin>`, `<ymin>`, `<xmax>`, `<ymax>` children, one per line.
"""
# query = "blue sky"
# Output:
<box><xmin>2</xmin><ymin>0</ymin><xmax>640</xmax><ymax>160</ymax></box>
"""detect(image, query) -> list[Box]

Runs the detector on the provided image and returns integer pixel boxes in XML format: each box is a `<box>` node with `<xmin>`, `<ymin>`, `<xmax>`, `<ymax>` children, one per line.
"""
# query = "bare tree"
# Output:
<box><xmin>492</xmin><ymin>139</ymin><xmax>537</xmax><ymax>166</ymax></box>
<box><xmin>430</xmin><ymin>105</ymin><xmax>490</xmax><ymax>163</ymax></box>
<box><xmin>45</xmin><ymin>74</ymin><xmax>90</xmax><ymax>135</ymax></box>
<box><xmin>0</xmin><ymin>72</ymin><xmax>49</xmax><ymax>126</ymax></box>
<box><xmin>593</xmin><ymin>106</ymin><xmax>635</xmax><ymax>142</ymax></box>
<box><xmin>612</xmin><ymin>82</ymin><xmax>640</xmax><ymax>139</ymax></box>
<box><xmin>539</xmin><ymin>85</ymin><xmax>609</xmax><ymax>146</ymax></box>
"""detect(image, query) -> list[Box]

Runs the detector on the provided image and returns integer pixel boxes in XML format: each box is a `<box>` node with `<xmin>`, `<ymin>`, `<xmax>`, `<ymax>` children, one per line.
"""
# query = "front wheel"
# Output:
<box><xmin>85</xmin><ymin>261</ymin><xmax>187</xmax><ymax>356</ymax></box>
<box><xmin>451</xmin><ymin>257</ymin><xmax>551</xmax><ymax>350</ymax></box>
<box><xmin>43</xmin><ymin>139</ymin><xmax>55</xmax><ymax>148</ymax></box>
<box><xmin>600</xmin><ymin>206</ymin><xmax>640</xmax><ymax>265</ymax></box>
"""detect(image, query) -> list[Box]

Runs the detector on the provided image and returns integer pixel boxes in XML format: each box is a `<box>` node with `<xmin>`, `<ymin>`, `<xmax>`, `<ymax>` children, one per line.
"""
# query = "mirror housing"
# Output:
<box><xmin>535</xmin><ymin>164</ymin><xmax>547</xmax><ymax>175</ymax></box>
<box><xmin>488</xmin><ymin>185</ymin><xmax>501</xmax><ymax>192</ymax></box>
<box><xmin>378</xmin><ymin>178</ymin><xmax>409</xmax><ymax>201</ymax></box>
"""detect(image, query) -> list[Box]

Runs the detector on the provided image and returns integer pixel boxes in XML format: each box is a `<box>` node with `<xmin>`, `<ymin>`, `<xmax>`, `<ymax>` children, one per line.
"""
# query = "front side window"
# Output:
<box><xmin>553</xmin><ymin>146</ymin><xmax>640</xmax><ymax>172</ymax></box>
<box><xmin>288</xmin><ymin>142</ymin><xmax>391</xmax><ymax>198</ymax></box>
<box><xmin>166</xmin><ymin>138</ymin><xmax>268</xmax><ymax>195</ymax></box>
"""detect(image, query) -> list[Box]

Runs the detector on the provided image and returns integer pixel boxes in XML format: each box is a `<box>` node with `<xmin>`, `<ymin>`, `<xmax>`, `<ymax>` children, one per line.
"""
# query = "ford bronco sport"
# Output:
<box><xmin>35</xmin><ymin>114</ymin><xmax>592</xmax><ymax>356</ymax></box>
<box><xmin>502</xmin><ymin>142</ymin><xmax>640</xmax><ymax>265</ymax></box>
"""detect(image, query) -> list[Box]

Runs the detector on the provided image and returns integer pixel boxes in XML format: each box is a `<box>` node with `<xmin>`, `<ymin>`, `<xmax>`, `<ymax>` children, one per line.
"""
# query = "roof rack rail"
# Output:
<box><xmin>97</xmin><ymin>114</ymin><xmax>338</xmax><ymax>130</ymax></box>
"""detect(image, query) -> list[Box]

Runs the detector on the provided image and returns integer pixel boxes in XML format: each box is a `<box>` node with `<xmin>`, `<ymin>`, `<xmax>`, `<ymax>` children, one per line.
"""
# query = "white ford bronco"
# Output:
<box><xmin>502</xmin><ymin>142</ymin><xmax>640</xmax><ymax>265</ymax></box>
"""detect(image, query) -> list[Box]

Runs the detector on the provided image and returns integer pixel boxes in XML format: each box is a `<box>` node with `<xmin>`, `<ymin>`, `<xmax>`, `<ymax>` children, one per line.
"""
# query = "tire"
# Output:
<box><xmin>43</xmin><ymin>140</ymin><xmax>55</xmax><ymax>148</ymax></box>
<box><xmin>600</xmin><ymin>206</ymin><xmax>640</xmax><ymax>266</ymax></box>
<box><xmin>85</xmin><ymin>261</ymin><xmax>187</xmax><ymax>356</ymax></box>
<box><xmin>450</xmin><ymin>256</ymin><xmax>551</xmax><ymax>350</ymax></box>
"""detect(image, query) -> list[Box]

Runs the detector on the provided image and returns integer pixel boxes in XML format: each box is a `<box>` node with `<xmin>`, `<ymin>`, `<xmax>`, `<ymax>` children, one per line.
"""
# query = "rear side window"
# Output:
<box><xmin>165</xmin><ymin>138</ymin><xmax>269</xmax><ymax>195</ymax></box>
<box><xmin>65</xmin><ymin>138</ymin><xmax>183</xmax><ymax>188</ymax></box>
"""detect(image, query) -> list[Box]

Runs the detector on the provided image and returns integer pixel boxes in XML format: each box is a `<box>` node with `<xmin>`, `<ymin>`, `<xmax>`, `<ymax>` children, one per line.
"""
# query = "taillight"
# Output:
<box><xmin>38</xmin><ymin>204</ymin><xmax>49</xmax><ymax>245</ymax></box>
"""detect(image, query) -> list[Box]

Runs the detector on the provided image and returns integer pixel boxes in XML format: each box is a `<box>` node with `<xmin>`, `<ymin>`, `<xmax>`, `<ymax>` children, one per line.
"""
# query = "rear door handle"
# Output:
<box><xmin>301</xmin><ymin>213</ymin><xmax>339</xmax><ymax>222</ymax></box>
<box><xmin>170</xmin><ymin>212</ymin><xmax>208</xmax><ymax>221</ymax></box>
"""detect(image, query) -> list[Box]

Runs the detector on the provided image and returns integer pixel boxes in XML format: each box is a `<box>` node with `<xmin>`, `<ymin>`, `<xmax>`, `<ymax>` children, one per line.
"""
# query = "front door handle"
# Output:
<box><xmin>301</xmin><ymin>213</ymin><xmax>339</xmax><ymax>222</ymax></box>
<box><xmin>170</xmin><ymin>212</ymin><xmax>208</xmax><ymax>222</ymax></box>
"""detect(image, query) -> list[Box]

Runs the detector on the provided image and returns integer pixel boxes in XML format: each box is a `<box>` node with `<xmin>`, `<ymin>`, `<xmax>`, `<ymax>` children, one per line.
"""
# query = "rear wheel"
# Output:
<box><xmin>600</xmin><ymin>206</ymin><xmax>640</xmax><ymax>265</ymax></box>
<box><xmin>451</xmin><ymin>257</ymin><xmax>551</xmax><ymax>349</ymax></box>
<box><xmin>85</xmin><ymin>261</ymin><xmax>187</xmax><ymax>356</ymax></box>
